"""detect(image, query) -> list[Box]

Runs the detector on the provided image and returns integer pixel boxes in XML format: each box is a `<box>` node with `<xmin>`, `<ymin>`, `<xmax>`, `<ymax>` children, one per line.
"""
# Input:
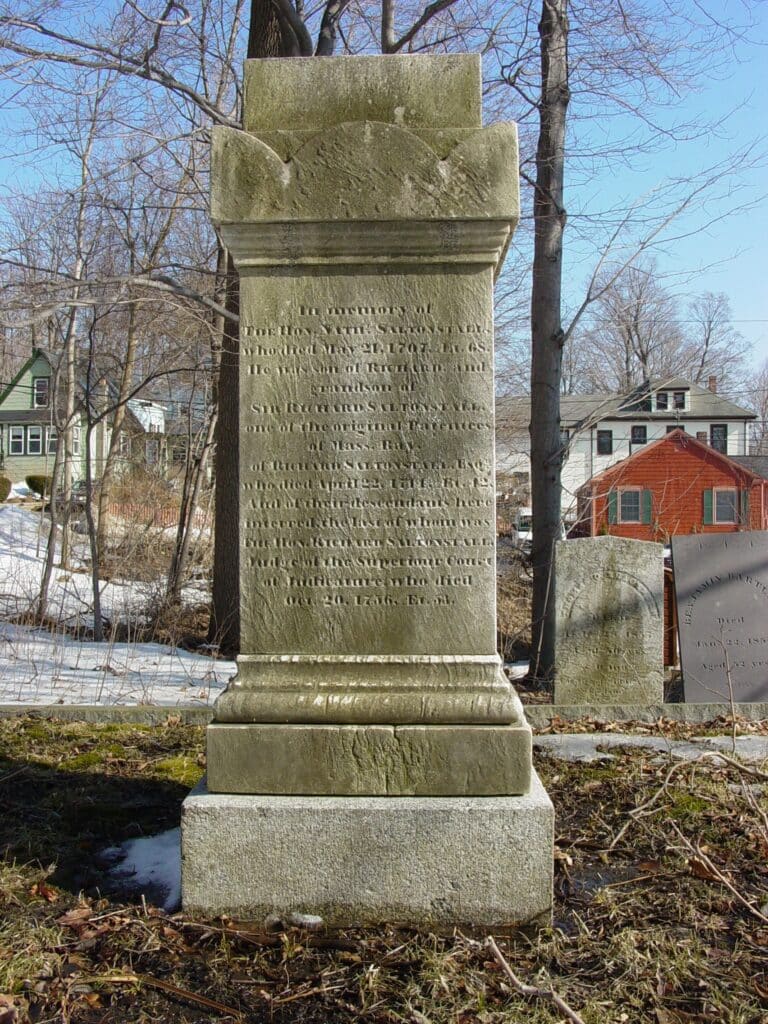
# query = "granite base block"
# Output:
<box><xmin>181</xmin><ymin>773</ymin><xmax>554</xmax><ymax>927</ymax></box>
<box><xmin>206</xmin><ymin>721</ymin><xmax>532</xmax><ymax>796</ymax></box>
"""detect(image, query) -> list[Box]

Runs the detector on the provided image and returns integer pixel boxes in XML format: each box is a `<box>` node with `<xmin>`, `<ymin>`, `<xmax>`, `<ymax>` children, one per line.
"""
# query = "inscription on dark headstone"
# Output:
<box><xmin>672</xmin><ymin>532</ymin><xmax>768</xmax><ymax>703</ymax></box>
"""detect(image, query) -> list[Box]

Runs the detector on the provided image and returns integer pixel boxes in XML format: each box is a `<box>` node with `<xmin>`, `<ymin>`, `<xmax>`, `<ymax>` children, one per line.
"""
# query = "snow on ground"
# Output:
<box><xmin>0</xmin><ymin>504</ymin><xmax>235</xmax><ymax>706</ymax></box>
<box><xmin>0</xmin><ymin>622</ymin><xmax>234</xmax><ymax>705</ymax></box>
<box><xmin>104</xmin><ymin>828</ymin><xmax>181</xmax><ymax>911</ymax></box>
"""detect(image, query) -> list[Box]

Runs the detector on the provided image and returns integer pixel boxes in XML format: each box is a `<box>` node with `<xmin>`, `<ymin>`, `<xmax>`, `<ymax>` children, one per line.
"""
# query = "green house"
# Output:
<box><xmin>0</xmin><ymin>349</ymin><xmax>169</xmax><ymax>487</ymax></box>
<box><xmin>0</xmin><ymin>350</ymin><xmax>87</xmax><ymax>484</ymax></box>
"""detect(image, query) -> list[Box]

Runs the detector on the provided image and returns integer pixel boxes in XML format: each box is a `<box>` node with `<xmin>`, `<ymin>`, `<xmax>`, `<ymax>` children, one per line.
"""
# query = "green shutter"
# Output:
<box><xmin>607</xmin><ymin>490</ymin><xmax>617</xmax><ymax>525</ymax></box>
<box><xmin>703</xmin><ymin>489</ymin><xmax>713</xmax><ymax>525</ymax></box>
<box><xmin>642</xmin><ymin>489</ymin><xmax>652</xmax><ymax>525</ymax></box>
<box><xmin>740</xmin><ymin>489</ymin><xmax>750</xmax><ymax>525</ymax></box>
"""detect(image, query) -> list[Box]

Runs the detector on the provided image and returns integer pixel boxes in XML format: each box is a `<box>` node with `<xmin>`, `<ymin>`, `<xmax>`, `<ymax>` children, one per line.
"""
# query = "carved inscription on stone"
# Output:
<box><xmin>673</xmin><ymin>532</ymin><xmax>768</xmax><ymax>703</ymax></box>
<box><xmin>239</xmin><ymin>271</ymin><xmax>497</xmax><ymax>655</ymax></box>
<box><xmin>554</xmin><ymin>537</ymin><xmax>664</xmax><ymax>704</ymax></box>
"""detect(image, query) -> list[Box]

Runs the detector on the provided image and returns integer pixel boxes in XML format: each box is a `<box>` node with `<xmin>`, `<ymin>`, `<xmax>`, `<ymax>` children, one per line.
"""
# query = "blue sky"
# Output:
<box><xmin>1</xmin><ymin>1</ymin><xmax>766</xmax><ymax>373</ymax></box>
<box><xmin>562</xmin><ymin>0</ymin><xmax>768</xmax><ymax>370</ymax></box>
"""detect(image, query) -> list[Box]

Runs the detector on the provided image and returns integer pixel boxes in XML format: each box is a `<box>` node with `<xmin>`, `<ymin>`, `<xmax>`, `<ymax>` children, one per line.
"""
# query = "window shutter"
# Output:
<box><xmin>607</xmin><ymin>490</ymin><xmax>617</xmax><ymax>525</ymax></box>
<box><xmin>703</xmin><ymin>489</ymin><xmax>713</xmax><ymax>525</ymax></box>
<box><xmin>642</xmin><ymin>489</ymin><xmax>653</xmax><ymax>525</ymax></box>
<box><xmin>740</xmin><ymin>489</ymin><xmax>750</xmax><ymax>525</ymax></box>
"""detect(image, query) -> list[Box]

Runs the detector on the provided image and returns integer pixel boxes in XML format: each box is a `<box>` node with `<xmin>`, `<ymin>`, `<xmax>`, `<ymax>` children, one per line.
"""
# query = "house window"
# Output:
<box><xmin>655</xmin><ymin>392</ymin><xmax>668</xmax><ymax>411</ymax></box>
<box><xmin>146</xmin><ymin>438</ymin><xmax>160</xmax><ymax>464</ymax></box>
<box><xmin>46</xmin><ymin>427</ymin><xmax>57</xmax><ymax>454</ymax></box>
<box><xmin>710</xmin><ymin>424</ymin><xmax>727</xmax><ymax>454</ymax></box>
<box><xmin>608</xmin><ymin>487</ymin><xmax>652</xmax><ymax>525</ymax></box>
<box><xmin>559</xmin><ymin>428</ymin><xmax>570</xmax><ymax>461</ymax></box>
<box><xmin>72</xmin><ymin>426</ymin><xmax>81</xmax><ymax>456</ymax></box>
<box><xmin>32</xmin><ymin>377</ymin><xmax>50</xmax><ymax>408</ymax></box>
<box><xmin>597</xmin><ymin>430</ymin><xmax>613</xmax><ymax>455</ymax></box>
<box><xmin>171</xmin><ymin>442</ymin><xmax>188</xmax><ymax>464</ymax></box>
<box><xmin>631</xmin><ymin>425</ymin><xmax>647</xmax><ymax>445</ymax></box>
<box><xmin>27</xmin><ymin>426</ymin><xmax>42</xmax><ymax>455</ymax></box>
<box><xmin>714</xmin><ymin>488</ymin><xmax>737</xmax><ymax>524</ymax></box>
<box><xmin>619</xmin><ymin>488</ymin><xmax>642</xmax><ymax>523</ymax></box>
<box><xmin>666</xmin><ymin>424</ymin><xmax>685</xmax><ymax>434</ymax></box>
<box><xmin>9</xmin><ymin>426</ymin><xmax>24</xmax><ymax>455</ymax></box>
<box><xmin>119</xmin><ymin>433</ymin><xmax>131</xmax><ymax>458</ymax></box>
<box><xmin>673</xmin><ymin>391</ymin><xmax>686</xmax><ymax>410</ymax></box>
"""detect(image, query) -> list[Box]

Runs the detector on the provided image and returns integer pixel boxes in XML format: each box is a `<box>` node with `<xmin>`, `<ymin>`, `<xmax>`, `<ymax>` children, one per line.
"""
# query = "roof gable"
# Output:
<box><xmin>582</xmin><ymin>428</ymin><xmax>759</xmax><ymax>490</ymax></box>
<box><xmin>0</xmin><ymin>348</ymin><xmax>54</xmax><ymax>407</ymax></box>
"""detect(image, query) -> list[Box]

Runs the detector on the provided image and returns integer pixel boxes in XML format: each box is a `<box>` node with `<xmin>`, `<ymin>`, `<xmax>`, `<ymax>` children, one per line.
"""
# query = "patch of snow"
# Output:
<box><xmin>104</xmin><ymin>827</ymin><xmax>181</xmax><ymax>911</ymax></box>
<box><xmin>0</xmin><ymin>622</ymin><xmax>234</xmax><ymax>705</ymax></box>
<box><xmin>0</xmin><ymin>504</ymin><xmax>236</xmax><ymax>705</ymax></box>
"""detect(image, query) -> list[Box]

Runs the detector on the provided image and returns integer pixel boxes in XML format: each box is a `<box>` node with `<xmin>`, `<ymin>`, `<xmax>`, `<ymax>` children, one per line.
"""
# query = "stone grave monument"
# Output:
<box><xmin>181</xmin><ymin>54</ymin><xmax>553</xmax><ymax>926</ymax></box>
<box><xmin>554</xmin><ymin>537</ymin><xmax>664</xmax><ymax>704</ymax></box>
<box><xmin>672</xmin><ymin>531</ymin><xmax>768</xmax><ymax>703</ymax></box>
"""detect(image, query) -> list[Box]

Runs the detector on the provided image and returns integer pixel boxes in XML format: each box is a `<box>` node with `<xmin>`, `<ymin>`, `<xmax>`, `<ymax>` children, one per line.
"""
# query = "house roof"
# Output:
<box><xmin>579</xmin><ymin>428</ymin><xmax>761</xmax><ymax>492</ymax></box>
<box><xmin>0</xmin><ymin>347</ymin><xmax>166</xmax><ymax>434</ymax></box>
<box><xmin>732</xmin><ymin>455</ymin><xmax>768</xmax><ymax>480</ymax></box>
<box><xmin>0</xmin><ymin>348</ymin><xmax>53</xmax><ymax>407</ymax></box>
<box><xmin>0</xmin><ymin>409</ymin><xmax>60</xmax><ymax>424</ymax></box>
<box><xmin>496</xmin><ymin>379</ymin><xmax>756</xmax><ymax>431</ymax></box>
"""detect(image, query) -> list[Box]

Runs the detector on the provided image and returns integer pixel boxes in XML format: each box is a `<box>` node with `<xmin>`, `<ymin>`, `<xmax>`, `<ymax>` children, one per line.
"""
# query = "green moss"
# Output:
<box><xmin>669</xmin><ymin>794</ymin><xmax>709</xmax><ymax>821</ymax></box>
<box><xmin>153</xmin><ymin>755</ymin><xmax>203</xmax><ymax>787</ymax></box>
<box><xmin>62</xmin><ymin>751</ymin><xmax>105</xmax><ymax>771</ymax></box>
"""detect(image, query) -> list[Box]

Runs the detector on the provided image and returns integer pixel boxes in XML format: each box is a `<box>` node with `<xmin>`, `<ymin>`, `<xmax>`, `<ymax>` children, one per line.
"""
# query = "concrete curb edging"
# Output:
<box><xmin>523</xmin><ymin>703</ymin><xmax>768</xmax><ymax>727</ymax></box>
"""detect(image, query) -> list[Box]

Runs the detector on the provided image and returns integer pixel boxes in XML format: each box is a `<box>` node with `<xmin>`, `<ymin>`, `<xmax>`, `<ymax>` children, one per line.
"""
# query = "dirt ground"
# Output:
<box><xmin>1</xmin><ymin>717</ymin><xmax>767</xmax><ymax>1024</ymax></box>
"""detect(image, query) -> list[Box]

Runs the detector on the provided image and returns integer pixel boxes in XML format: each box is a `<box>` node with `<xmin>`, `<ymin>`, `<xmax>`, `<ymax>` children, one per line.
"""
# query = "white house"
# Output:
<box><xmin>496</xmin><ymin>378</ymin><xmax>757</xmax><ymax>519</ymax></box>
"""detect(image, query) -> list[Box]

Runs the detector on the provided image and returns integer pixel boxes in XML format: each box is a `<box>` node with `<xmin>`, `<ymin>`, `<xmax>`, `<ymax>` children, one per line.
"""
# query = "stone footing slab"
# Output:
<box><xmin>181</xmin><ymin>772</ymin><xmax>553</xmax><ymax>927</ymax></box>
<box><xmin>206</xmin><ymin>721</ymin><xmax>531</xmax><ymax>796</ymax></box>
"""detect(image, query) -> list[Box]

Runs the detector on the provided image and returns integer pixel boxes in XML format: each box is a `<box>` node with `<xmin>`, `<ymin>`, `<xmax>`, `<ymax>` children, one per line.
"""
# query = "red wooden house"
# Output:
<box><xmin>575</xmin><ymin>429</ymin><xmax>768</xmax><ymax>542</ymax></box>
<box><xmin>575</xmin><ymin>430</ymin><xmax>768</xmax><ymax>667</ymax></box>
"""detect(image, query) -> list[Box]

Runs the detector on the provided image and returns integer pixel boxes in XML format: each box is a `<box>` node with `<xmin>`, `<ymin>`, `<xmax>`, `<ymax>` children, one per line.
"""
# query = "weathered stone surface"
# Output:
<box><xmin>243</xmin><ymin>54</ymin><xmax>482</xmax><ymax>132</ymax></box>
<box><xmin>211</xmin><ymin>54</ymin><xmax>522</xmax><ymax>739</ymax></box>
<box><xmin>211</xmin><ymin>122</ymin><xmax>519</xmax><ymax>224</ymax></box>
<box><xmin>181</xmin><ymin>773</ymin><xmax>554</xmax><ymax>927</ymax></box>
<box><xmin>182</xmin><ymin>53</ymin><xmax>552</xmax><ymax>925</ymax></box>
<box><xmin>207</xmin><ymin>720</ymin><xmax>532</xmax><ymax>796</ymax></box>
<box><xmin>554</xmin><ymin>537</ymin><xmax>664</xmax><ymax>705</ymax></box>
<box><xmin>673</xmin><ymin>531</ymin><xmax>768</xmax><ymax>702</ymax></box>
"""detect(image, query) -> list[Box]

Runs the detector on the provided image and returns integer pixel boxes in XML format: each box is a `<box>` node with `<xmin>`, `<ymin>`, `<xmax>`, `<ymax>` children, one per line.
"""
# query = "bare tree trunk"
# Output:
<box><xmin>36</xmin><ymin>441</ymin><xmax>64</xmax><ymax>622</ymax></box>
<box><xmin>82</xmin><ymin>420</ymin><xmax>104</xmax><ymax>642</ymax></box>
<box><xmin>529</xmin><ymin>0</ymin><xmax>569</xmax><ymax>683</ymax></box>
<box><xmin>97</xmin><ymin>300</ymin><xmax>139</xmax><ymax>554</ymax></box>
<box><xmin>168</xmin><ymin>408</ymin><xmax>217</xmax><ymax>600</ymax></box>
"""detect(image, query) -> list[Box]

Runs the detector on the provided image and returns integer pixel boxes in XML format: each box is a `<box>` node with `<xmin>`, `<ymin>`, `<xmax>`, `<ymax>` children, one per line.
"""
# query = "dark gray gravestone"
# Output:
<box><xmin>672</xmin><ymin>532</ymin><xmax>768</xmax><ymax>703</ymax></box>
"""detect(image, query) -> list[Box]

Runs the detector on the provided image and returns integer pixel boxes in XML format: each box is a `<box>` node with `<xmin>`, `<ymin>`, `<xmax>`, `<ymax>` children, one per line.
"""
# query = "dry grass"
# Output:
<box><xmin>0</xmin><ymin>717</ymin><xmax>767</xmax><ymax>1023</ymax></box>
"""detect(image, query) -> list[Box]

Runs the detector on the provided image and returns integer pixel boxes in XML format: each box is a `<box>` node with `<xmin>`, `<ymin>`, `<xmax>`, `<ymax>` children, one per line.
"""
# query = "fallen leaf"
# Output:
<box><xmin>0</xmin><ymin>997</ymin><xmax>16</xmax><ymax>1024</ymax></box>
<box><xmin>637</xmin><ymin>860</ymin><xmax>662</xmax><ymax>873</ymax></box>
<box><xmin>30</xmin><ymin>881</ymin><xmax>58</xmax><ymax>903</ymax></box>
<box><xmin>688</xmin><ymin>857</ymin><xmax>721</xmax><ymax>882</ymax></box>
<box><xmin>57</xmin><ymin>907</ymin><xmax>93</xmax><ymax>929</ymax></box>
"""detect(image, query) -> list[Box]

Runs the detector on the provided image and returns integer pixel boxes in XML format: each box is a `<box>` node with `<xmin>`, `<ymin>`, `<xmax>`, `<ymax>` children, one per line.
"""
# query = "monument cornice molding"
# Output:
<box><xmin>219</xmin><ymin>218</ymin><xmax>514</xmax><ymax>271</ymax></box>
<box><xmin>211</xmin><ymin>121</ymin><xmax>519</xmax><ymax>228</ymax></box>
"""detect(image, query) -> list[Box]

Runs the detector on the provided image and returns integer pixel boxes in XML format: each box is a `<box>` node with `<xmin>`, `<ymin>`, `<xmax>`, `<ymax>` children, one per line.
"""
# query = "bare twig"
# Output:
<box><xmin>667</xmin><ymin>821</ymin><xmax>768</xmax><ymax>926</ymax></box>
<box><xmin>485</xmin><ymin>936</ymin><xmax>586</xmax><ymax>1024</ymax></box>
<box><xmin>606</xmin><ymin>750</ymin><xmax>768</xmax><ymax>852</ymax></box>
<box><xmin>94</xmin><ymin>972</ymin><xmax>245</xmax><ymax>1019</ymax></box>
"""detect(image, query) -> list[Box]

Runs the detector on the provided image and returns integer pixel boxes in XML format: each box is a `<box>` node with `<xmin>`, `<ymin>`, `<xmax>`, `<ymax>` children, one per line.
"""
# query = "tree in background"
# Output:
<box><xmin>750</xmin><ymin>360</ymin><xmax>768</xmax><ymax>455</ymax></box>
<box><xmin>563</xmin><ymin>263</ymin><xmax>751</xmax><ymax>396</ymax></box>
<box><xmin>0</xmin><ymin>0</ymin><xmax>763</xmax><ymax>668</ymax></box>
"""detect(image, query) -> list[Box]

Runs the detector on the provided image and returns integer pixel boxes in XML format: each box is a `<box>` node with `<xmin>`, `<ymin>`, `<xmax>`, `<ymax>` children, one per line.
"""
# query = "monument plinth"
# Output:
<box><xmin>182</xmin><ymin>54</ymin><xmax>553</xmax><ymax>926</ymax></box>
